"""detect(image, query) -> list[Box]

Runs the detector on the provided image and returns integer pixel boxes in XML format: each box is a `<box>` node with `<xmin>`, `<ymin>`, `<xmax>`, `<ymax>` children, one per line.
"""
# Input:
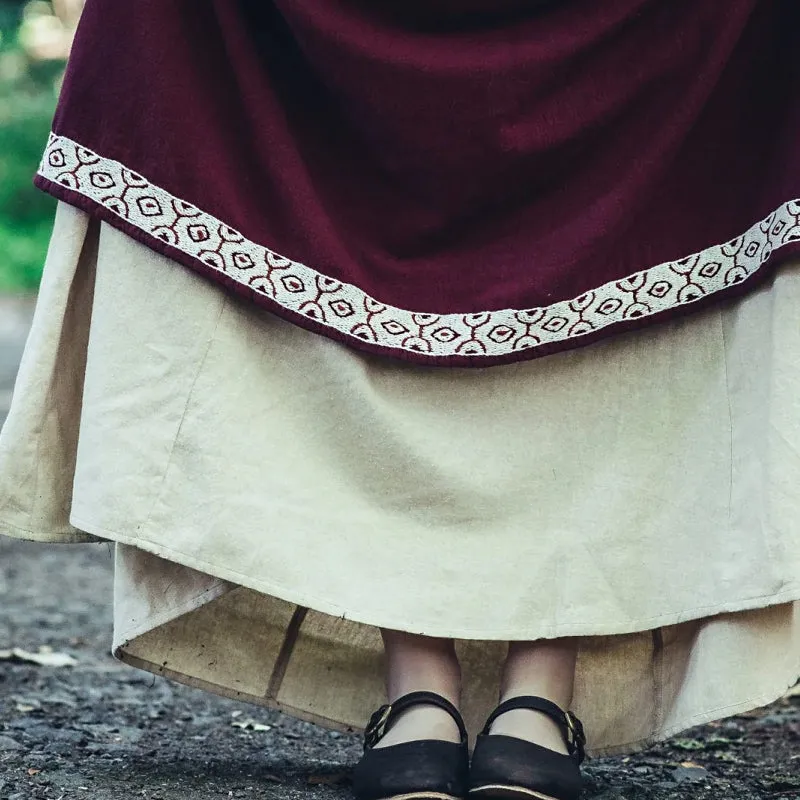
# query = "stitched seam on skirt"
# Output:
<box><xmin>138</xmin><ymin>295</ymin><xmax>230</xmax><ymax>534</ymax></box>
<box><xmin>67</xmin><ymin>514</ymin><xmax>800</xmax><ymax>638</ymax></box>
<box><xmin>267</xmin><ymin>606</ymin><xmax>308</xmax><ymax>700</ymax></box>
<box><xmin>651</xmin><ymin>628</ymin><xmax>665</xmax><ymax>734</ymax></box>
<box><xmin>0</xmin><ymin>517</ymin><xmax>75</xmax><ymax>537</ymax></box>
<box><xmin>0</xmin><ymin>516</ymin><xmax>92</xmax><ymax>541</ymax></box>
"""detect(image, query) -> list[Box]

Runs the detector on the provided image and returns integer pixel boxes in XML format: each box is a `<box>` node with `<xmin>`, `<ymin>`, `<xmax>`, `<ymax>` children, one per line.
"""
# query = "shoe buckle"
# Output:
<box><xmin>364</xmin><ymin>704</ymin><xmax>393</xmax><ymax>751</ymax></box>
<box><xmin>564</xmin><ymin>711</ymin><xmax>586</xmax><ymax>760</ymax></box>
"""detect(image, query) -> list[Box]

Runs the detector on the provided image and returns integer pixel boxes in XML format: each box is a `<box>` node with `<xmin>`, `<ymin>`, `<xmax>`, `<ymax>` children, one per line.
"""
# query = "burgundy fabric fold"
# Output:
<box><xmin>35</xmin><ymin>0</ymin><xmax>800</xmax><ymax>366</ymax></box>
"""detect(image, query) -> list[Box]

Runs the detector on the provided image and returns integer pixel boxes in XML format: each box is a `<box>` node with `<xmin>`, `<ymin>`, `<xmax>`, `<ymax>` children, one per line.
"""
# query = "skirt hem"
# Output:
<box><xmin>0</xmin><ymin>516</ymin><xmax>100</xmax><ymax>545</ymax></box>
<box><xmin>113</xmin><ymin>645</ymin><xmax>799</xmax><ymax>759</ymax></box>
<box><xmin>70</xmin><ymin>513</ymin><xmax>800</xmax><ymax>642</ymax></box>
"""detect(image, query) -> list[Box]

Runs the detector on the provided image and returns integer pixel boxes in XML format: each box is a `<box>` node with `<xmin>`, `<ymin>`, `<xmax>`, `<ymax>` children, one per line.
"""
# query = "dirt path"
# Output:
<box><xmin>0</xmin><ymin>295</ymin><xmax>798</xmax><ymax>799</ymax></box>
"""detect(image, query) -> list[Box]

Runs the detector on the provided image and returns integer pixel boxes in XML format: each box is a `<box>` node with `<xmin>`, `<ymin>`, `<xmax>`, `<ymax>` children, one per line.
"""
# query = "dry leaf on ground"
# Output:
<box><xmin>230</xmin><ymin>718</ymin><xmax>272</xmax><ymax>732</ymax></box>
<box><xmin>0</xmin><ymin>647</ymin><xmax>77</xmax><ymax>667</ymax></box>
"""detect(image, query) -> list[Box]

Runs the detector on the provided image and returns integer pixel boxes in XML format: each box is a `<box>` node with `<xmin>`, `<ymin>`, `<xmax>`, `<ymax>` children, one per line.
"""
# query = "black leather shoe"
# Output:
<box><xmin>468</xmin><ymin>696</ymin><xmax>587</xmax><ymax>800</ymax></box>
<box><xmin>352</xmin><ymin>690</ymin><xmax>470</xmax><ymax>800</ymax></box>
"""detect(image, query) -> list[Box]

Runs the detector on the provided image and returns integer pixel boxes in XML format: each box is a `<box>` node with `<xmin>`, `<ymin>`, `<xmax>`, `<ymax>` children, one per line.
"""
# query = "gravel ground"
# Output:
<box><xmin>1</xmin><ymin>295</ymin><xmax>798</xmax><ymax>799</ymax></box>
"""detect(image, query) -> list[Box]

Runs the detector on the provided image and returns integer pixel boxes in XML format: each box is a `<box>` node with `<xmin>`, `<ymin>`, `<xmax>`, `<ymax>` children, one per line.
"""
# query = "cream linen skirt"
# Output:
<box><xmin>0</xmin><ymin>203</ymin><xmax>798</xmax><ymax>758</ymax></box>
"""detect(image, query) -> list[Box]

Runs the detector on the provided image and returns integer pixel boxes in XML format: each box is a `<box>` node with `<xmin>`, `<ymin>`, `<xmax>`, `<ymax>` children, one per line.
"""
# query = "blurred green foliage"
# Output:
<box><xmin>0</xmin><ymin>1</ymin><xmax>63</xmax><ymax>292</ymax></box>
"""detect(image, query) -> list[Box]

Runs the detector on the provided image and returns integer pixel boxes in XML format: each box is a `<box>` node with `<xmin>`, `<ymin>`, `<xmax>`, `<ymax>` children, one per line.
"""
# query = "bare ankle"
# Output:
<box><xmin>376</xmin><ymin>630</ymin><xmax>462</xmax><ymax>745</ymax></box>
<box><xmin>500</xmin><ymin>638</ymin><xmax>578</xmax><ymax>709</ymax></box>
<box><xmin>382</xmin><ymin>629</ymin><xmax>462</xmax><ymax>706</ymax></box>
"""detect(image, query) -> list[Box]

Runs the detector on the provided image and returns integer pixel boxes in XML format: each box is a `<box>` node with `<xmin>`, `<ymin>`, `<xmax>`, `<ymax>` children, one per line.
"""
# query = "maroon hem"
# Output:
<box><xmin>34</xmin><ymin>173</ymin><xmax>800</xmax><ymax>369</ymax></box>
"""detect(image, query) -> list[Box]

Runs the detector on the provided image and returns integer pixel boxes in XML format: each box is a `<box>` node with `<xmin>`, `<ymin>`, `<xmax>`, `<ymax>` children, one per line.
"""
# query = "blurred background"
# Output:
<box><xmin>0</xmin><ymin>0</ymin><xmax>83</xmax><ymax>292</ymax></box>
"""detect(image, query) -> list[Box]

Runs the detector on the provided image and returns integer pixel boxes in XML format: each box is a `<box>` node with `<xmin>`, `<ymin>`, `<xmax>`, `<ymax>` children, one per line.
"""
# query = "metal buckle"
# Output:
<box><xmin>364</xmin><ymin>704</ymin><xmax>392</xmax><ymax>751</ymax></box>
<box><xmin>564</xmin><ymin>712</ymin><xmax>578</xmax><ymax>742</ymax></box>
<box><xmin>564</xmin><ymin>711</ymin><xmax>586</xmax><ymax>761</ymax></box>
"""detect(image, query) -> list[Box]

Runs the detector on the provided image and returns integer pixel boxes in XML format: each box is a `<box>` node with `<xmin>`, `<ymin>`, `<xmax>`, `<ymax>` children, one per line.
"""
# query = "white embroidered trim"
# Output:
<box><xmin>38</xmin><ymin>133</ymin><xmax>800</xmax><ymax>360</ymax></box>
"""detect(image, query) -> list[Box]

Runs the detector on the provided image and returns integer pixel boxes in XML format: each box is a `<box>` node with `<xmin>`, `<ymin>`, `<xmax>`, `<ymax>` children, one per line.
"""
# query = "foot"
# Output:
<box><xmin>373</xmin><ymin>703</ymin><xmax>463</xmax><ymax>748</ymax></box>
<box><xmin>488</xmin><ymin>705</ymin><xmax>570</xmax><ymax>755</ymax></box>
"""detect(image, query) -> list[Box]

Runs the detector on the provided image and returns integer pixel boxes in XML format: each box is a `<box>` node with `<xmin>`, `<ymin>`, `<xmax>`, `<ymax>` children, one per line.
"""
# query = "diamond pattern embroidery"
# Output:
<box><xmin>36</xmin><ymin>133</ymin><xmax>800</xmax><ymax>363</ymax></box>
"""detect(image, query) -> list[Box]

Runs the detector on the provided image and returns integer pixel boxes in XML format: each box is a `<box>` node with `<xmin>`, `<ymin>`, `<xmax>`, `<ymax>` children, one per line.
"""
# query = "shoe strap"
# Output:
<box><xmin>363</xmin><ymin>690</ymin><xmax>468</xmax><ymax>751</ymax></box>
<box><xmin>480</xmin><ymin>695</ymin><xmax>587</xmax><ymax>764</ymax></box>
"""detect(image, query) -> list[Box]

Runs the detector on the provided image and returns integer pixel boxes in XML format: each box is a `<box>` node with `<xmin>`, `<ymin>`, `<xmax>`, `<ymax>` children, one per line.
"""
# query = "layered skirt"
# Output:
<box><xmin>0</xmin><ymin>203</ymin><xmax>797</xmax><ymax>757</ymax></box>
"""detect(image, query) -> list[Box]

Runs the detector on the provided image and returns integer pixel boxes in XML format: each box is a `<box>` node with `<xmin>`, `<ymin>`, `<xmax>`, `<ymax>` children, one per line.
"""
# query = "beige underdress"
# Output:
<box><xmin>0</xmin><ymin>202</ymin><xmax>797</xmax><ymax>758</ymax></box>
